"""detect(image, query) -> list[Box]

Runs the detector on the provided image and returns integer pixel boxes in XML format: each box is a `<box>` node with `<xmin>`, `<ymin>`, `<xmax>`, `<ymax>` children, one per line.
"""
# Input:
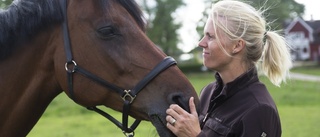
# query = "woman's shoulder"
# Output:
<box><xmin>246</xmin><ymin>81</ymin><xmax>276</xmax><ymax>106</ymax></box>
<box><xmin>199</xmin><ymin>82</ymin><xmax>216</xmax><ymax>97</ymax></box>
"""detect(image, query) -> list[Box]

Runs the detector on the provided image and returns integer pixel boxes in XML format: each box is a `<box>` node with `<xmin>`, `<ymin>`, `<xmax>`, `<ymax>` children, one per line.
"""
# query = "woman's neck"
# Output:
<box><xmin>218</xmin><ymin>62</ymin><xmax>250</xmax><ymax>84</ymax></box>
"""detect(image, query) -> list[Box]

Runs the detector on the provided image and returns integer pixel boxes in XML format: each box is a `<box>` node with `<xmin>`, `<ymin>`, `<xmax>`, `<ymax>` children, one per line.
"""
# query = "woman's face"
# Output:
<box><xmin>198</xmin><ymin>18</ymin><xmax>234</xmax><ymax>71</ymax></box>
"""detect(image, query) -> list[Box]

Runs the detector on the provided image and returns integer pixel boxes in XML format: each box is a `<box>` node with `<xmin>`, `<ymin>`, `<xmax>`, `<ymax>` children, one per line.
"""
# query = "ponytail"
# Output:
<box><xmin>262</xmin><ymin>31</ymin><xmax>292</xmax><ymax>87</ymax></box>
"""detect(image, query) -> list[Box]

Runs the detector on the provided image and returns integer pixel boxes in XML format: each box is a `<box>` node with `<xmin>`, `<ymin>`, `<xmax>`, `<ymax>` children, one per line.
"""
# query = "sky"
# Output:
<box><xmin>176</xmin><ymin>0</ymin><xmax>320</xmax><ymax>52</ymax></box>
<box><xmin>295</xmin><ymin>0</ymin><xmax>320</xmax><ymax>20</ymax></box>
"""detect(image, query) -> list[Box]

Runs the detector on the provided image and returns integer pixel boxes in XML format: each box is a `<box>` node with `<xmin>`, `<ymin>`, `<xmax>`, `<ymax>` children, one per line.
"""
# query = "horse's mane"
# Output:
<box><xmin>0</xmin><ymin>0</ymin><xmax>62</xmax><ymax>59</ymax></box>
<box><xmin>0</xmin><ymin>0</ymin><xmax>145</xmax><ymax>60</ymax></box>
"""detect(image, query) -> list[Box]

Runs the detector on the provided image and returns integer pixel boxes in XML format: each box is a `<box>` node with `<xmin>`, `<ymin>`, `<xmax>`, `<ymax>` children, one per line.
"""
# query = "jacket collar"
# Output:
<box><xmin>213</xmin><ymin>67</ymin><xmax>259</xmax><ymax>100</ymax></box>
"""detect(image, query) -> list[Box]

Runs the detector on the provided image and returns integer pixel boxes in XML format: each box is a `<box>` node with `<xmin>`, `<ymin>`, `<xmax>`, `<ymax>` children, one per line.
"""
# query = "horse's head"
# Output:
<box><xmin>52</xmin><ymin>0</ymin><xmax>198</xmax><ymax>136</ymax></box>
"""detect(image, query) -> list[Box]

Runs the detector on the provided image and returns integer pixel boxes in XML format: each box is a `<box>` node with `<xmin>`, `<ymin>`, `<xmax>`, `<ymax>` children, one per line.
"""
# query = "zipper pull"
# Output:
<box><xmin>203</xmin><ymin>113</ymin><xmax>209</xmax><ymax>123</ymax></box>
<box><xmin>200</xmin><ymin>113</ymin><xmax>209</xmax><ymax>129</ymax></box>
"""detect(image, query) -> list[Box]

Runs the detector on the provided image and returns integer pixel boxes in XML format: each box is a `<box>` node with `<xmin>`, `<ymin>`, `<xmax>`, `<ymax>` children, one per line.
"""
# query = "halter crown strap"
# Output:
<box><xmin>60</xmin><ymin>0</ymin><xmax>72</xmax><ymax>62</ymax></box>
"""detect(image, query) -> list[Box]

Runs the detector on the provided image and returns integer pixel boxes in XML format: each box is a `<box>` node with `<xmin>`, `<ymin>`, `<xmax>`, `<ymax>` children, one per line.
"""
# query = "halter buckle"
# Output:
<box><xmin>122</xmin><ymin>90</ymin><xmax>136</xmax><ymax>104</ymax></box>
<box><xmin>123</xmin><ymin>131</ymin><xmax>135</xmax><ymax>137</ymax></box>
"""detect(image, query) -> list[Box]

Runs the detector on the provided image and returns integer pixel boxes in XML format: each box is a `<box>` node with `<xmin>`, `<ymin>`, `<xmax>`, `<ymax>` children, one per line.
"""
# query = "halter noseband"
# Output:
<box><xmin>59</xmin><ymin>0</ymin><xmax>177</xmax><ymax>136</ymax></box>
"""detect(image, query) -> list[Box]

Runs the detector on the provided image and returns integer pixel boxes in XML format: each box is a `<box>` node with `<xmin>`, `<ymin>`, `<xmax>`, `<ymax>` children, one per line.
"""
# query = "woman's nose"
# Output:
<box><xmin>198</xmin><ymin>37</ymin><xmax>206</xmax><ymax>48</ymax></box>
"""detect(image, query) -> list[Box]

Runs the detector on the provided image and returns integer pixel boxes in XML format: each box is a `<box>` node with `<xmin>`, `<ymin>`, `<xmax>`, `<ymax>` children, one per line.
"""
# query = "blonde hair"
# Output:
<box><xmin>210</xmin><ymin>0</ymin><xmax>292</xmax><ymax>87</ymax></box>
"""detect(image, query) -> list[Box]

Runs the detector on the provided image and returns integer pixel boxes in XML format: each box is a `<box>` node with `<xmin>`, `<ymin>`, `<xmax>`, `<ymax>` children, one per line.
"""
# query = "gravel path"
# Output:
<box><xmin>290</xmin><ymin>72</ymin><xmax>320</xmax><ymax>82</ymax></box>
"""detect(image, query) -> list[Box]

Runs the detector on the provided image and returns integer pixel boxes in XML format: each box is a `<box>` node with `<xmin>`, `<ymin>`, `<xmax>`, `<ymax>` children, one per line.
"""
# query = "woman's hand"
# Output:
<box><xmin>166</xmin><ymin>97</ymin><xmax>201</xmax><ymax>137</ymax></box>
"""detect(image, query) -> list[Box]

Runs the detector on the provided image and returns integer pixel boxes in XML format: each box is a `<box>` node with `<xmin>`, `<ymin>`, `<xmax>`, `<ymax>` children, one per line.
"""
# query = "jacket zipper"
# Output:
<box><xmin>200</xmin><ymin>103</ymin><xmax>216</xmax><ymax>128</ymax></box>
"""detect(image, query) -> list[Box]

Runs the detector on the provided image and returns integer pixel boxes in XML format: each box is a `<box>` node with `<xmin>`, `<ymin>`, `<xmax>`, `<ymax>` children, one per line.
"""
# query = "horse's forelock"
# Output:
<box><xmin>116</xmin><ymin>0</ymin><xmax>146</xmax><ymax>31</ymax></box>
<box><xmin>98</xmin><ymin>0</ymin><xmax>146</xmax><ymax>31</ymax></box>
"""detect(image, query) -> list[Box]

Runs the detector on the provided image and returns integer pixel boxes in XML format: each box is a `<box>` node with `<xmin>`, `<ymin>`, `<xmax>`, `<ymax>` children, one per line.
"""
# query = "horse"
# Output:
<box><xmin>0</xmin><ymin>0</ymin><xmax>199</xmax><ymax>136</ymax></box>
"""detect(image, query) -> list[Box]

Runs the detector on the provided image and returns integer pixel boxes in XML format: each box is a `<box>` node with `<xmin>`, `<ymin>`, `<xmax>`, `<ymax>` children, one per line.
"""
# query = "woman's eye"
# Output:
<box><xmin>206</xmin><ymin>33</ymin><xmax>214</xmax><ymax>39</ymax></box>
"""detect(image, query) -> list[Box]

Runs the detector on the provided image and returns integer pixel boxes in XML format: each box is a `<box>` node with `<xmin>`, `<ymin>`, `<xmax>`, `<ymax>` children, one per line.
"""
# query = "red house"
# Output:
<box><xmin>285</xmin><ymin>18</ymin><xmax>320</xmax><ymax>62</ymax></box>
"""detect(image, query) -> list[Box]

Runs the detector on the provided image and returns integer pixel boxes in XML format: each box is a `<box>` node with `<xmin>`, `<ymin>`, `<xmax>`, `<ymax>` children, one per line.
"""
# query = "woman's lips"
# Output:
<box><xmin>203</xmin><ymin>51</ymin><xmax>210</xmax><ymax>57</ymax></box>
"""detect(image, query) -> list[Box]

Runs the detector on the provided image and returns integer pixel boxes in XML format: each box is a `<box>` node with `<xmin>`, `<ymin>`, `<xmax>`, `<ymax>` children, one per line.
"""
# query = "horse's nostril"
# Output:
<box><xmin>170</xmin><ymin>94</ymin><xmax>190</xmax><ymax>113</ymax></box>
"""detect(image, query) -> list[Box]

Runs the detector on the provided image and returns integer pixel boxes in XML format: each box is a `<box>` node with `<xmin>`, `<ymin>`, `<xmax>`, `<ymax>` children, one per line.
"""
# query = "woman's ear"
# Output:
<box><xmin>232</xmin><ymin>40</ymin><xmax>245</xmax><ymax>54</ymax></box>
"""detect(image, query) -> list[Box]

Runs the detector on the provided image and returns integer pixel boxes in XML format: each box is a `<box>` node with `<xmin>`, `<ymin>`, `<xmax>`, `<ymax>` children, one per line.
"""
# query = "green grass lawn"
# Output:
<box><xmin>291</xmin><ymin>65</ymin><xmax>320</xmax><ymax>76</ymax></box>
<box><xmin>28</xmin><ymin>69</ymin><xmax>320</xmax><ymax>137</ymax></box>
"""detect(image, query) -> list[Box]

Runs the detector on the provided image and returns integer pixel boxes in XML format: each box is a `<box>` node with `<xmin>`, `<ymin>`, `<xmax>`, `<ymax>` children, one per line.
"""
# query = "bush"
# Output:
<box><xmin>178</xmin><ymin>63</ymin><xmax>207</xmax><ymax>73</ymax></box>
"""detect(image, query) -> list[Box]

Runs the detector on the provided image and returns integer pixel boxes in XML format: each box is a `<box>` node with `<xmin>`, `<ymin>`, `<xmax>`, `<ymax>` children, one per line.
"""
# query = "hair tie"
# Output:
<box><xmin>263</xmin><ymin>31</ymin><xmax>268</xmax><ymax>45</ymax></box>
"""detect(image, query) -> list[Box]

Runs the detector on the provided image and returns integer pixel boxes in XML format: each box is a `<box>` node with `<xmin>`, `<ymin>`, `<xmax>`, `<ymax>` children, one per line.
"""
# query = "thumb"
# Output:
<box><xmin>189</xmin><ymin>97</ymin><xmax>198</xmax><ymax>116</ymax></box>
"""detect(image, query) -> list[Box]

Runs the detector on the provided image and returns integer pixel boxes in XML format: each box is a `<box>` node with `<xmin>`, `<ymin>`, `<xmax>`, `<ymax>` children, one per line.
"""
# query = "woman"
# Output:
<box><xmin>166</xmin><ymin>0</ymin><xmax>292</xmax><ymax>137</ymax></box>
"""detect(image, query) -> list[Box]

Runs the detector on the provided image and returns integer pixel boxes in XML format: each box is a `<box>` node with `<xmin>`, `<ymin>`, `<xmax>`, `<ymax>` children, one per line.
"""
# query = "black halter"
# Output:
<box><xmin>59</xmin><ymin>0</ymin><xmax>177</xmax><ymax>136</ymax></box>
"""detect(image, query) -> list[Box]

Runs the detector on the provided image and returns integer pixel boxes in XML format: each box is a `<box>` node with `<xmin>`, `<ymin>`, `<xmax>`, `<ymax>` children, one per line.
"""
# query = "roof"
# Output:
<box><xmin>285</xmin><ymin>18</ymin><xmax>313</xmax><ymax>35</ymax></box>
<box><xmin>306</xmin><ymin>20</ymin><xmax>320</xmax><ymax>44</ymax></box>
<box><xmin>284</xmin><ymin>18</ymin><xmax>320</xmax><ymax>43</ymax></box>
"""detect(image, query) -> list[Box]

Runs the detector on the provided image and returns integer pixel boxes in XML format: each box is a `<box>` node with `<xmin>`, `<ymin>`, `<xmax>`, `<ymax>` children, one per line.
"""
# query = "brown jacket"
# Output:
<box><xmin>197</xmin><ymin>68</ymin><xmax>281</xmax><ymax>137</ymax></box>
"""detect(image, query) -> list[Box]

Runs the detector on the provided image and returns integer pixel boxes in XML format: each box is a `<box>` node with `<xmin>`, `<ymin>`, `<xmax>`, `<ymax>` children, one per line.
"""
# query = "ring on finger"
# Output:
<box><xmin>170</xmin><ymin>118</ymin><xmax>176</xmax><ymax>126</ymax></box>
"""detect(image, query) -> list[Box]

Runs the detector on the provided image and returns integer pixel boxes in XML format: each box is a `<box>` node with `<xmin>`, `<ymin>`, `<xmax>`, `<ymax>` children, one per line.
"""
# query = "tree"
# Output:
<box><xmin>247</xmin><ymin>0</ymin><xmax>304</xmax><ymax>29</ymax></box>
<box><xmin>0</xmin><ymin>0</ymin><xmax>13</xmax><ymax>8</ymax></box>
<box><xmin>196</xmin><ymin>0</ymin><xmax>214</xmax><ymax>38</ymax></box>
<box><xmin>140</xmin><ymin>0</ymin><xmax>184</xmax><ymax>56</ymax></box>
<box><xmin>196</xmin><ymin>0</ymin><xmax>305</xmax><ymax>36</ymax></box>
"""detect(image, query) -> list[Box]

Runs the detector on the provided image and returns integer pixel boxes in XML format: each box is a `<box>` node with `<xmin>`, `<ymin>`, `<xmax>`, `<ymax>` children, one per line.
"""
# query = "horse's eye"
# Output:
<box><xmin>97</xmin><ymin>26</ymin><xmax>118</xmax><ymax>39</ymax></box>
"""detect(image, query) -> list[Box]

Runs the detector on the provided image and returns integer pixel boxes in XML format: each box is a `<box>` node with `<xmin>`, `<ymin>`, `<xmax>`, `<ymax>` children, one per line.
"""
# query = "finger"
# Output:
<box><xmin>166</xmin><ymin>107</ymin><xmax>177</xmax><ymax>116</ymax></box>
<box><xmin>166</xmin><ymin>122</ymin><xmax>177</xmax><ymax>133</ymax></box>
<box><xmin>166</xmin><ymin>115</ymin><xmax>176</xmax><ymax>124</ymax></box>
<box><xmin>189</xmin><ymin>97</ymin><xmax>198</xmax><ymax>116</ymax></box>
<box><xmin>166</xmin><ymin>108</ymin><xmax>179</xmax><ymax>120</ymax></box>
<box><xmin>169</xmin><ymin>104</ymin><xmax>187</xmax><ymax>115</ymax></box>
<box><xmin>166</xmin><ymin>115</ymin><xmax>177</xmax><ymax>133</ymax></box>
<box><xmin>166</xmin><ymin>115</ymin><xmax>171</xmax><ymax>122</ymax></box>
